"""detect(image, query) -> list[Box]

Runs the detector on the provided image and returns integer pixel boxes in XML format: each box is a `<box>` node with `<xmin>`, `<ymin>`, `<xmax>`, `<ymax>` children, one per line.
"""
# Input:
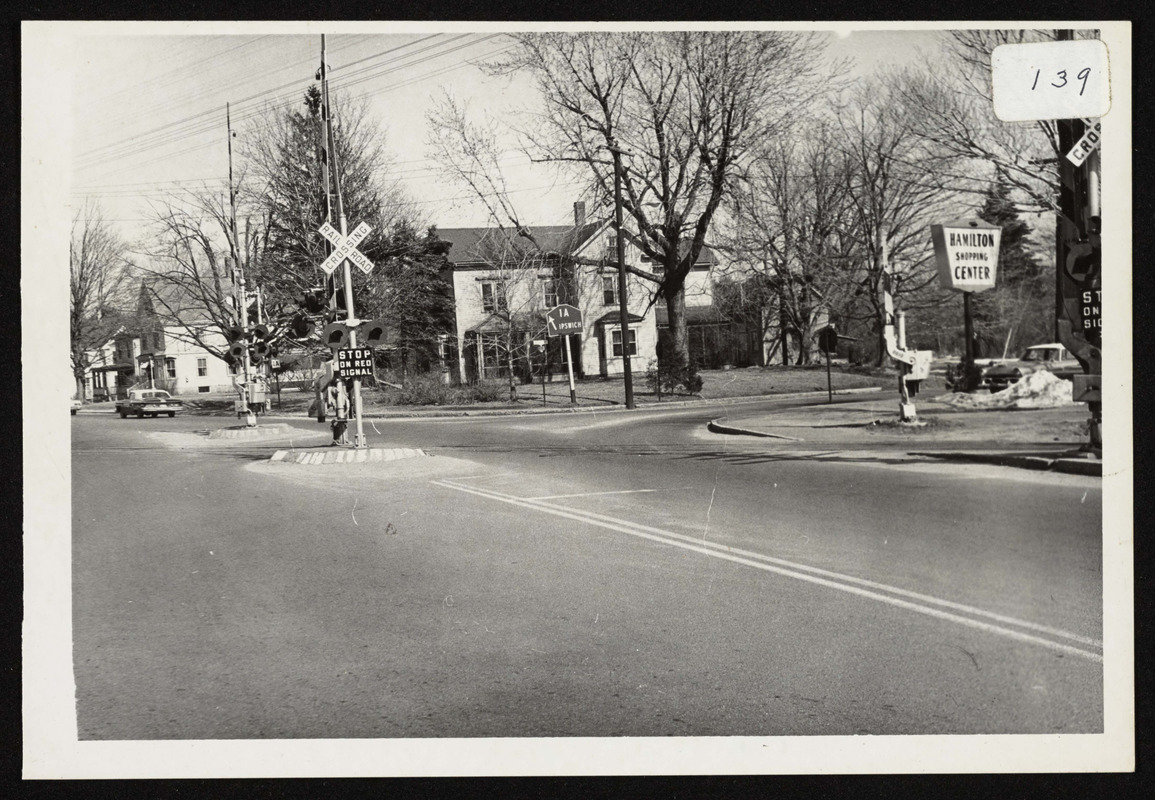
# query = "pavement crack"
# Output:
<box><xmin>957</xmin><ymin>645</ymin><xmax>981</xmax><ymax>670</ymax></box>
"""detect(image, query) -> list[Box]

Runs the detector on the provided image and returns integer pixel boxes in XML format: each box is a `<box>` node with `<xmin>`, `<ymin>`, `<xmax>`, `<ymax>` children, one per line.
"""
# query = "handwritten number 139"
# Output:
<box><xmin>1031</xmin><ymin>67</ymin><xmax>1092</xmax><ymax>96</ymax></box>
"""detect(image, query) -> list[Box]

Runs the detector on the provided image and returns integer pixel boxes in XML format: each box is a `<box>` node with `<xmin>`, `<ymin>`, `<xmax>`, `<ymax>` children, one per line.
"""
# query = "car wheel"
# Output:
<box><xmin>167</xmin><ymin>411</ymin><xmax>175</xmax><ymax>417</ymax></box>
<box><xmin>119</xmin><ymin>409</ymin><xmax>128</xmax><ymax>419</ymax></box>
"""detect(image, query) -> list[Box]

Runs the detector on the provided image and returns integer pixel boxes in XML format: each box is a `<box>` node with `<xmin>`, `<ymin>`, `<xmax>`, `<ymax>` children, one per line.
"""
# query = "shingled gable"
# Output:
<box><xmin>438</xmin><ymin>221</ymin><xmax>604</xmax><ymax>267</ymax></box>
<box><xmin>438</xmin><ymin>220</ymin><xmax>718</xmax><ymax>270</ymax></box>
<box><xmin>135</xmin><ymin>277</ymin><xmax>216</xmax><ymax>327</ymax></box>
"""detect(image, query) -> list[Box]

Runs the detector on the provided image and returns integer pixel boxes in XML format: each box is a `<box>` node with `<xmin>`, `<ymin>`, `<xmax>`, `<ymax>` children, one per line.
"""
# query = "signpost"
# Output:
<box><xmin>930</xmin><ymin>218</ymin><xmax>1003</xmax><ymax>391</ymax></box>
<box><xmin>317</xmin><ymin>216</ymin><xmax>375</xmax><ymax>448</ymax></box>
<box><xmin>336</xmin><ymin>347</ymin><xmax>374</xmax><ymax>378</ymax></box>
<box><xmin>546</xmin><ymin>304</ymin><xmax>583</xmax><ymax>405</ymax></box>
<box><xmin>817</xmin><ymin>326</ymin><xmax>838</xmax><ymax>404</ymax></box>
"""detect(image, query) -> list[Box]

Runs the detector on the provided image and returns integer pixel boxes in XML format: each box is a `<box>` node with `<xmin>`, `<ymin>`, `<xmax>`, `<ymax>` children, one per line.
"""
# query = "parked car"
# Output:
<box><xmin>944</xmin><ymin>357</ymin><xmax>1012</xmax><ymax>392</ymax></box>
<box><xmin>984</xmin><ymin>343</ymin><xmax>1081</xmax><ymax>393</ymax></box>
<box><xmin>115</xmin><ymin>388</ymin><xmax>183</xmax><ymax>419</ymax></box>
<box><xmin>70</xmin><ymin>398</ymin><xmax>82</xmax><ymax>415</ymax></box>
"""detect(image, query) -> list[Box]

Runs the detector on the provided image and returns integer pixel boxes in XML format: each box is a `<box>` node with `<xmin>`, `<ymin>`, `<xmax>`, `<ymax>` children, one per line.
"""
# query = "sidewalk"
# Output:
<box><xmin>708</xmin><ymin>395</ymin><xmax>1102</xmax><ymax>476</ymax></box>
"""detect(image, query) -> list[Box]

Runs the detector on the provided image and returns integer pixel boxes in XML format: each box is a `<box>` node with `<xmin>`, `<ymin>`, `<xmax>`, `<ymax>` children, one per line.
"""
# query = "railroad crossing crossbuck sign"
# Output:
<box><xmin>318</xmin><ymin>221</ymin><xmax>374</xmax><ymax>275</ymax></box>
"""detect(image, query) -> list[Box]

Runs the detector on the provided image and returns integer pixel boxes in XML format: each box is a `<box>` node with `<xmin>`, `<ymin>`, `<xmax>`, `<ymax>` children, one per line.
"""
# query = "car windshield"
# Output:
<box><xmin>1021</xmin><ymin>348</ymin><xmax>1058</xmax><ymax>362</ymax></box>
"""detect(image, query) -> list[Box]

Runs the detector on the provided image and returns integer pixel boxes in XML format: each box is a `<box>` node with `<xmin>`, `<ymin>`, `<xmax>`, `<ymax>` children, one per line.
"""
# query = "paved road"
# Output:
<box><xmin>72</xmin><ymin>398</ymin><xmax>1102</xmax><ymax>738</ymax></box>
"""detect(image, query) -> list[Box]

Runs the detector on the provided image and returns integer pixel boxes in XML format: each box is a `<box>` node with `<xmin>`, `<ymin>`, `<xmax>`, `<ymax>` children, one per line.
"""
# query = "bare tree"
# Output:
<box><xmin>896</xmin><ymin>29</ymin><xmax>1098</xmax><ymax>215</ymax></box>
<box><xmin>720</xmin><ymin>122</ymin><xmax>861</xmax><ymax>365</ymax></box>
<box><xmin>138</xmin><ymin>188</ymin><xmax>254</xmax><ymax>360</ymax></box>
<box><xmin>70</xmin><ymin>200</ymin><xmax>133</xmax><ymax>397</ymax></box>
<box><xmin>834</xmin><ymin>77</ymin><xmax>967</xmax><ymax>365</ymax></box>
<box><xmin>430</xmin><ymin>31</ymin><xmax>844</xmax><ymax>365</ymax></box>
<box><xmin>464</xmin><ymin>233</ymin><xmax>562</xmax><ymax>401</ymax></box>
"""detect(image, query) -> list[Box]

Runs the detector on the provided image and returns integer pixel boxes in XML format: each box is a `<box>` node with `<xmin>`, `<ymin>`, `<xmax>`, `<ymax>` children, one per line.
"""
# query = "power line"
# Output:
<box><xmin>75</xmin><ymin>34</ymin><xmax>450</xmax><ymax>168</ymax></box>
<box><xmin>77</xmin><ymin>38</ymin><xmax>513</xmax><ymax>177</ymax></box>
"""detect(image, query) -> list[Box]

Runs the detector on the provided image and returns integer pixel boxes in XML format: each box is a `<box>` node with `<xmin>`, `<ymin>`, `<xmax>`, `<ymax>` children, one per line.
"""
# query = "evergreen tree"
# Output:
<box><xmin>971</xmin><ymin>180</ymin><xmax>1049</xmax><ymax>357</ymax></box>
<box><xmin>370</xmin><ymin>224</ymin><xmax>456</xmax><ymax>377</ymax></box>
<box><xmin>243</xmin><ymin>86</ymin><xmax>407</xmax><ymax>324</ymax></box>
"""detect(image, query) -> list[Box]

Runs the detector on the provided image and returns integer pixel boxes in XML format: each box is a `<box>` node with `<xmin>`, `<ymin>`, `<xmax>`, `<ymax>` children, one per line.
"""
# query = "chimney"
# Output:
<box><xmin>573</xmin><ymin>201</ymin><xmax>586</xmax><ymax>227</ymax></box>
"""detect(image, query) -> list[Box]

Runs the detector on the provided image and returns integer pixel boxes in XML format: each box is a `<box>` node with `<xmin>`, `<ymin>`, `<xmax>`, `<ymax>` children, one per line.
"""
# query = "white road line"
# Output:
<box><xmin>431</xmin><ymin>478</ymin><xmax>1103</xmax><ymax>663</ymax></box>
<box><xmin>527</xmin><ymin>489</ymin><xmax>665</xmax><ymax>500</ymax></box>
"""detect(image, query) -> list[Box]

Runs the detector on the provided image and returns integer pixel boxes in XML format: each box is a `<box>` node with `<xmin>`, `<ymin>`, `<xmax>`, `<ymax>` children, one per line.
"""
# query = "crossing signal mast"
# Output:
<box><xmin>318</xmin><ymin>34</ymin><xmax>377</xmax><ymax>449</ymax></box>
<box><xmin>990</xmin><ymin>32</ymin><xmax>1107</xmax><ymax>456</ymax></box>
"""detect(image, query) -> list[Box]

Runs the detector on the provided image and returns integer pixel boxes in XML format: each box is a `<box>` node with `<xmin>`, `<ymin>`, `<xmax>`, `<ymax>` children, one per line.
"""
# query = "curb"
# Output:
<box><xmin>910</xmin><ymin>451</ymin><xmax>1101</xmax><ymax>476</ymax></box>
<box><xmin>259</xmin><ymin>385</ymin><xmax>886</xmax><ymax>423</ymax></box>
<box><xmin>269</xmin><ymin>447</ymin><xmax>428</xmax><ymax>465</ymax></box>
<box><xmin>706</xmin><ymin>419</ymin><xmax>804</xmax><ymax>441</ymax></box>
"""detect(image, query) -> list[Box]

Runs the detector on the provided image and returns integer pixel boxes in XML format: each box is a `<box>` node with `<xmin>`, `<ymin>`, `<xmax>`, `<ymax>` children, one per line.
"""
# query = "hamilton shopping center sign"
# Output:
<box><xmin>930</xmin><ymin>219</ymin><xmax>1003</xmax><ymax>292</ymax></box>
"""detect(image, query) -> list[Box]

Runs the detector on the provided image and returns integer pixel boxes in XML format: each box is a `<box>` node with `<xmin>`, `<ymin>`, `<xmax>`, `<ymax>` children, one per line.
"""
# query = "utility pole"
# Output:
<box><xmin>608</xmin><ymin>140</ymin><xmax>635</xmax><ymax>409</ymax></box>
<box><xmin>321</xmin><ymin>34</ymin><xmax>367</xmax><ymax>448</ymax></box>
<box><xmin>227</xmin><ymin>103</ymin><xmax>255</xmax><ymax>426</ymax></box>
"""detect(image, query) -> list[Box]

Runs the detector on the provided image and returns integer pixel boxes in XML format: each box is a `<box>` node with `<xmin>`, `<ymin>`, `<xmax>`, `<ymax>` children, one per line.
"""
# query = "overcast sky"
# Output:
<box><xmin>67</xmin><ymin>23</ymin><xmax>949</xmax><ymax>245</ymax></box>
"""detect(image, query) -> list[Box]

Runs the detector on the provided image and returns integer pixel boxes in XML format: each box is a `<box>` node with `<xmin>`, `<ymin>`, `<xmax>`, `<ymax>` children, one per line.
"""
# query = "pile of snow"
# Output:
<box><xmin>938</xmin><ymin>369</ymin><xmax>1075</xmax><ymax>410</ymax></box>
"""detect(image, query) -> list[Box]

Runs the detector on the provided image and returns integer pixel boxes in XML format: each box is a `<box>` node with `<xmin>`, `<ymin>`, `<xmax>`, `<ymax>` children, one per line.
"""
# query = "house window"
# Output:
<box><xmin>165</xmin><ymin>358</ymin><xmax>177</xmax><ymax>379</ymax></box>
<box><xmin>197</xmin><ymin>357</ymin><xmax>207</xmax><ymax>377</ymax></box>
<box><xmin>610</xmin><ymin>328</ymin><xmax>637</xmax><ymax>357</ymax></box>
<box><xmin>481</xmin><ymin>282</ymin><xmax>507</xmax><ymax>313</ymax></box>
<box><xmin>543</xmin><ymin>278</ymin><xmax>559</xmax><ymax>309</ymax></box>
<box><xmin>602</xmin><ymin>276</ymin><xmax>618</xmax><ymax>306</ymax></box>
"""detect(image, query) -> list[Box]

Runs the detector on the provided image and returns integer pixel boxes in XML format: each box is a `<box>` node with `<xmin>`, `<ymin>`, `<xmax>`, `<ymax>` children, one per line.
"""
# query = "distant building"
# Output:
<box><xmin>438</xmin><ymin>202</ymin><xmax>723</xmax><ymax>384</ymax></box>
<box><xmin>105</xmin><ymin>280</ymin><xmax>236</xmax><ymax>397</ymax></box>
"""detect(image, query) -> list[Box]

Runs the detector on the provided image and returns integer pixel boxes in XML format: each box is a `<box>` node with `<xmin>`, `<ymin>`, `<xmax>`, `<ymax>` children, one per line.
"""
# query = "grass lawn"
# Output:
<box><xmin>159</xmin><ymin>364</ymin><xmax>899</xmax><ymax>417</ymax></box>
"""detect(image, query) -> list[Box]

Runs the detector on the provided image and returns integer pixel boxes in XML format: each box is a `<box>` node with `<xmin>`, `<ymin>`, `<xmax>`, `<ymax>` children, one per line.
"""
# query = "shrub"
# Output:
<box><xmin>649</xmin><ymin>350</ymin><xmax>703</xmax><ymax>396</ymax></box>
<box><xmin>395</xmin><ymin>373</ymin><xmax>454</xmax><ymax>406</ymax></box>
<box><xmin>467</xmin><ymin>380</ymin><xmax>506</xmax><ymax>403</ymax></box>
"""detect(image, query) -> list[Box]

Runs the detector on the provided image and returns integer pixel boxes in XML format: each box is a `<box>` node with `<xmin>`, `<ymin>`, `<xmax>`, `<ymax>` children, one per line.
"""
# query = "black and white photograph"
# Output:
<box><xmin>22</xmin><ymin>20</ymin><xmax>1132</xmax><ymax>778</ymax></box>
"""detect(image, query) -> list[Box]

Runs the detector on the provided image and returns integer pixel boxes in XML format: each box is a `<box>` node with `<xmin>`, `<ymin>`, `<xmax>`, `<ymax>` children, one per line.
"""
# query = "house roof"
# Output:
<box><xmin>79</xmin><ymin>315</ymin><xmax>126</xmax><ymax>351</ymax></box>
<box><xmin>465</xmin><ymin>310</ymin><xmax>547</xmax><ymax>334</ymax></box>
<box><xmin>438</xmin><ymin>223</ymin><xmax>604</xmax><ymax>266</ymax></box>
<box><xmin>592</xmin><ymin>310</ymin><xmax>646</xmax><ymax>326</ymax></box>
<box><xmin>138</xmin><ymin>277</ymin><xmax>217</xmax><ymax>326</ymax></box>
<box><xmin>438</xmin><ymin>221</ymin><xmax>718</xmax><ymax>268</ymax></box>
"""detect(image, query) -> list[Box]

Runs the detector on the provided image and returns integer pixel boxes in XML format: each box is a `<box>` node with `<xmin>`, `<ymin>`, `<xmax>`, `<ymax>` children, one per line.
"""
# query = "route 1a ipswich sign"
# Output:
<box><xmin>545</xmin><ymin>304</ymin><xmax>583</xmax><ymax>337</ymax></box>
<box><xmin>930</xmin><ymin>219</ymin><xmax>1002</xmax><ymax>292</ymax></box>
<box><xmin>336</xmin><ymin>347</ymin><xmax>374</xmax><ymax>378</ymax></box>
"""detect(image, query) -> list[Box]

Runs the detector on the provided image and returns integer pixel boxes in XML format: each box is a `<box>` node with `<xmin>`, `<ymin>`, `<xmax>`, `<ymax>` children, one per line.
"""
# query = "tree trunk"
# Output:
<box><xmin>664</xmin><ymin>289</ymin><xmax>689</xmax><ymax>366</ymax></box>
<box><xmin>875</xmin><ymin>310</ymin><xmax>887</xmax><ymax>367</ymax></box>
<box><xmin>506</xmin><ymin>341</ymin><xmax>517</xmax><ymax>402</ymax></box>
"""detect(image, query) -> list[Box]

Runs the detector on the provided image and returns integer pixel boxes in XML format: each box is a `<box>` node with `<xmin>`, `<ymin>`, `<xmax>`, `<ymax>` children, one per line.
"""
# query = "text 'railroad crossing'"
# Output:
<box><xmin>319</xmin><ymin>221</ymin><xmax>374</xmax><ymax>275</ymax></box>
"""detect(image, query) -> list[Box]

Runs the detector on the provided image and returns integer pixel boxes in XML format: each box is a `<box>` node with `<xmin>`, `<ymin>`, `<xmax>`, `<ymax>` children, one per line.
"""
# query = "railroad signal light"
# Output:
<box><xmin>1065</xmin><ymin>240</ymin><xmax>1100</xmax><ymax>283</ymax></box>
<box><xmin>250</xmin><ymin>323</ymin><xmax>272</xmax><ymax>342</ymax></box>
<box><xmin>224</xmin><ymin>325</ymin><xmax>246</xmax><ymax>343</ymax></box>
<box><xmin>302</xmin><ymin>287</ymin><xmax>327</xmax><ymax>314</ymax></box>
<box><xmin>250</xmin><ymin>340</ymin><xmax>271</xmax><ymax>365</ymax></box>
<box><xmin>361</xmin><ymin>319</ymin><xmax>389</xmax><ymax>348</ymax></box>
<box><xmin>322</xmin><ymin>322</ymin><xmax>351</xmax><ymax>349</ymax></box>
<box><xmin>228</xmin><ymin>341</ymin><xmax>247</xmax><ymax>362</ymax></box>
<box><xmin>290</xmin><ymin>314</ymin><xmax>316</xmax><ymax>339</ymax></box>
